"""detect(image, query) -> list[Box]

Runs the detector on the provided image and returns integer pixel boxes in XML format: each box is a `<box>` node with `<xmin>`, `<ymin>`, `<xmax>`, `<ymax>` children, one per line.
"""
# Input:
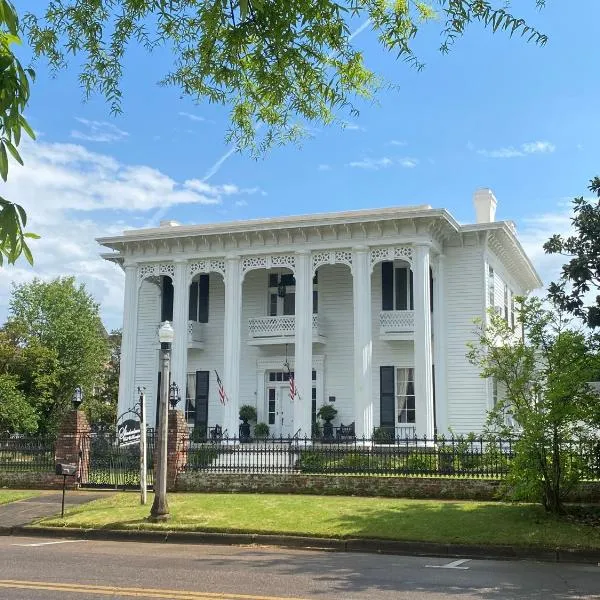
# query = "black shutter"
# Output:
<box><xmin>395</xmin><ymin>268</ymin><xmax>408</xmax><ymax>310</ymax></box>
<box><xmin>429</xmin><ymin>266</ymin><xmax>434</xmax><ymax>313</ymax></box>
<box><xmin>188</xmin><ymin>280</ymin><xmax>198</xmax><ymax>321</ymax></box>
<box><xmin>198</xmin><ymin>275</ymin><xmax>209</xmax><ymax>323</ymax></box>
<box><xmin>380</xmin><ymin>366</ymin><xmax>395</xmax><ymax>436</ymax></box>
<box><xmin>381</xmin><ymin>262</ymin><xmax>394</xmax><ymax>310</ymax></box>
<box><xmin>161</xmin><ymin>277</ymin><xmax>174</xmax><ymax>322</ymax></box>
<box><xmin>195</xmin><ymin>371</ymin><xmax>209</xmax><ymax>435</ymax></box>
<box><xmin>409</xmin><ymin>270</ymin><xmax>414</xmax><ymax>310</ymax></box>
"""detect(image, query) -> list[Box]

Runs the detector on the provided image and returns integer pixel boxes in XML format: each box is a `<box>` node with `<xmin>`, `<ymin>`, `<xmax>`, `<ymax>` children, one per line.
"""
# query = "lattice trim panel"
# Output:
<box><xmin>138</xmin><ymin>263</ymin><xmax>175</xmax><ymax>283</ymax></box>
<box><xmin>311</xmin><ymin>249</ymin><xmax>353</xmax><ymax>274</ymax></box>
<box><xmin>189</xmin><ymin>258</ymin><xmax>226</xmax><ymax>279</ymax></box>
<box><xmin>370</xmin><ymin>246</ymin><xmax>413</xmax><ymax>270</ymax></box>
<box><xmin>241</xmin><ymin>254</ymin><xmax>296</xmax><ymax>277</ymax></box>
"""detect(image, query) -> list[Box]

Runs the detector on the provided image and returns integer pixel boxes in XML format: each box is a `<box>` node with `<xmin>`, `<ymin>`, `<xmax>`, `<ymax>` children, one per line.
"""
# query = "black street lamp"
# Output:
<box><xmin>72</xmin><ymin>386</ymin><xmax>83</xmax><ymax>410</ymax></box>
<box><xmin>169</xmin><ymin>382</ymin><xmax>181</xmax><ymax>409</ymax></box>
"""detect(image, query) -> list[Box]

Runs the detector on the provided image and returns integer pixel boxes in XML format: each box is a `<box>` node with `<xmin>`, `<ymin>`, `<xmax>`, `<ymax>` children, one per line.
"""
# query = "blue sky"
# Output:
<box><xmin>1</xmin><ymin>1</ymin><xmax>598</xmax><ymax>330</ymax></box>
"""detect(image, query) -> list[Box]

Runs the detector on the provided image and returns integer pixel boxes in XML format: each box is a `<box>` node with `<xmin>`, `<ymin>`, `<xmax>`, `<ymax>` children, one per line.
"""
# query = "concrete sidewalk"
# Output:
<box><xmin>0</xmin><ymin>491</ymin><xmax>111</xmax><ymax>528</ymax></box>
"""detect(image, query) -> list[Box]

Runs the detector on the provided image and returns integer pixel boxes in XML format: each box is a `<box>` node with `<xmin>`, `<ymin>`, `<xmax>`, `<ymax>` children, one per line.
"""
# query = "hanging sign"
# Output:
<box><xmin>117</xmin><ymin>418</ymin><xmax>141</xmax><ymax>447</ymax></box>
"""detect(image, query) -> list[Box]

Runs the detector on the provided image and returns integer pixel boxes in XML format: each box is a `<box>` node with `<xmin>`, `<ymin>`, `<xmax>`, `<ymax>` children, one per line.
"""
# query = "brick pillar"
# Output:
<box><xmin>54</xmin><ymin>410</ymin><xmax>91</xmax><ymax>488</ymax></box>
<box><xmin>166</xmin><ymin>409</ymin><xmax>189</xmax><ymax>491</ymax></box>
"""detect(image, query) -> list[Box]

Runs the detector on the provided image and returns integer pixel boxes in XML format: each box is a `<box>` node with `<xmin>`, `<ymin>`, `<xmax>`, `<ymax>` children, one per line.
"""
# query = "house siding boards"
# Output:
<box><xmin>187</xmin><ymin>273</ymin><xmax>225</xmax><ymax>430</ymax></box>
<box><xmin>445</xmin><ymin>243</ymin><xmax>488</xmax><ymax>434</ymax></box>
<box><xmin>133</xmin><ymin>279</ymin><xmax>160</xmax><ymax>426</ymax></box>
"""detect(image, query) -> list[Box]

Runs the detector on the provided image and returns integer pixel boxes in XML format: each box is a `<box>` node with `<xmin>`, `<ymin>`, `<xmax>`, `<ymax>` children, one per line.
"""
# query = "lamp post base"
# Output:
<box><xmin>149</xmin><ymin>497</ymin><xmax>170</xmax><ymax>522</ymax></box>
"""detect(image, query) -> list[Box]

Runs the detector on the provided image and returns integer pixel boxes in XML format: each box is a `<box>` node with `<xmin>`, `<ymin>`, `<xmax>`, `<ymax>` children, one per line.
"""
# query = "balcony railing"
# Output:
<box><xmin>379</xmin><ymin>310</ymin><xmax>414</xmax><ymax>337</ymax></box>
<box><xmin>248</xmin><ymin>314</ymin><xmax>324</xmax><ymax>343</ymax></box>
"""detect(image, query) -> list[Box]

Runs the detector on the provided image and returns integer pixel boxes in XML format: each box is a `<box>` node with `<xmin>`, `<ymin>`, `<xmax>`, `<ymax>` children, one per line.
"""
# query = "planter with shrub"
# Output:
<box><xmin>239</xmin><ymin>404</ymin><xmax>257</xmax><ymax>442</ymax></box>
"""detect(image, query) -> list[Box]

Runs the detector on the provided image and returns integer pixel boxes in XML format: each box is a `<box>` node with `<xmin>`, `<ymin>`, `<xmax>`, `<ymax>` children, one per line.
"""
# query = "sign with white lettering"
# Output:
<box><xmin>117</xmin><ymin>418</ymin><xmax>141</xmax><ymax>447</ymax></box>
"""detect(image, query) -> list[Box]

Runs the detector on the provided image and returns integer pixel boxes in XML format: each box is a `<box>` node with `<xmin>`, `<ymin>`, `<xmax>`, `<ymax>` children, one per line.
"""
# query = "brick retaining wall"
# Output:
<box><xmin>176</xmin><ymin>472</ymin><xmax>600</xmax><ymax>502</ymax></box>
<box><xmin>0</xmin><ymin>472</ymin><xmax>61</xmax><ymax>490</ymax></box>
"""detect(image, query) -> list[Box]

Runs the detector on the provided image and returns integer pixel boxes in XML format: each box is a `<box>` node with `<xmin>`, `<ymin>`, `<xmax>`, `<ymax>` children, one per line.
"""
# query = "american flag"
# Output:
<box><xmin>215</xmin><ymin>370</ymin><xmax>227</xmax><ymax>405</ymax></box>
<box><xmin>289</xmin><ymin>372</ymin><xmax>297</xmax><ymax>401</ymax></box>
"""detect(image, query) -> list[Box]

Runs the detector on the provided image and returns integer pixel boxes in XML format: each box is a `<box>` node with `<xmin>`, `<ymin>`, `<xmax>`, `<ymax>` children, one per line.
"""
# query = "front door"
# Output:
<box><xmin>267</xmin><ymin>384</ymin><xmax>294</xmax><ymax>438</ymax></box>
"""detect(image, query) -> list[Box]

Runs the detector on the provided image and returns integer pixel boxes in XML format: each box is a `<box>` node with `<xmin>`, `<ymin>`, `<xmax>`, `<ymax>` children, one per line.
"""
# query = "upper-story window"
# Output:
<box><xmin>503</xmin><ymin>283</ymin><xmax>509</xmax><ymax>323</ymax></box>
<box><xmin>267</xmin><ymin>272</ymin><xmax>318</xmax><ymax>316</ymax></box>
<box><xmin>189</xmin><ymin>274</ymin><xmax>209</xmax><ymax>323</ymax></box>
<box><xmin>510</xmin><ymin>291</ymin><xmax>516</xmax><ymax>329</ymax></box>
<box><xmin>488</xmin><ymin>265</ymin><xmax>495</xmax><ymax>308</ymax></box>
<box><xmin>382</xmin><ymin>262</ymin><xmax>414</xmax><ymax>311</ymax></box>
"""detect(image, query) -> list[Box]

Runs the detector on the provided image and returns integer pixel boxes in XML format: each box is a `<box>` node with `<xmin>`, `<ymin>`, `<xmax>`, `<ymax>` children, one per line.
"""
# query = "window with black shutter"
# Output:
<box><xmin>381</xmin><ymin>262</ymin><xmax>394</xmax><ymax>310</ymax></box>
<box><xmin>161</xmin><ymin>277</ymin><xmax>174</xmax><ymax>322</ymax></box>
<box><xmin>195</xmin><ymin>371</ymin><xmax>209</xmax><ymax>434</ymax></box>
<box><xmin>198</xmin><ymin>275</ymin><xmax>209</xmax><ymax>323</ymax></box>
<box><xmin>380</xmin><ymin>366</ymin><xmax>395</xmax><ymax>435</ymax></box>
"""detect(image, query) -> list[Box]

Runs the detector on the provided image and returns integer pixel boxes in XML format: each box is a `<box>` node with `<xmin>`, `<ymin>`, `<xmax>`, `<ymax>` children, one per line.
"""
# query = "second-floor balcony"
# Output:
<box><xmin>248</xmin><ymin>314</ymin><xmax>326</xmax><ymax>346</ymax></box>
<box><xmin>379</xmin><ymin>310</ymin><xmax>414</xmax><ymax>340</ymax></box>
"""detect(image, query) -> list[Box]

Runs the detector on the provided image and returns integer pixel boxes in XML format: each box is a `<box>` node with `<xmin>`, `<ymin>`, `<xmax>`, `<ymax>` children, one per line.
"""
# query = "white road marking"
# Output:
<box><xmin>12</xmin><ymin>540</ymin><xmax>87</xmax><ymax>547</ymax></box>
<box><xmin>425</xmin><ymin>559</ymin><xmax>471</xmax><ymax>569</ymax></box>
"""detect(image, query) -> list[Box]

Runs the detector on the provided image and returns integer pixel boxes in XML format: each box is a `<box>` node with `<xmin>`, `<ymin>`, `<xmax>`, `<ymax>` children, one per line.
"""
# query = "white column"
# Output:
<box><xmin>171</xmin><ymin>260</ymin><xmax>189</xmax><ymax>412</ymax></box>
<box><xmin>294</xmin><ymin>251</ymin><xmax>313</xmax><ymax>437</ymax></box>
<box><xmin>118</xmin><ymin>263</ymin><xmax>139</xmax><ymax>416</ymax></box>
<box><xmin>223</xmin><ymin>257</ymin><xmax>242</xmax><ymax>437</ymax></box>
<box><xmin>352</xmin><ymin>247</ymin><xmax>373</xmax><ymax>438</ymax></box>
<box><xmin>433</xmin><ymin>255</ymin><xmax>448</xmax><ymax>436</ymax></box>
<box><xmin>413</xmin><ymin>244</ymin><xmax>435</xmax><ymax>438</ymax></box>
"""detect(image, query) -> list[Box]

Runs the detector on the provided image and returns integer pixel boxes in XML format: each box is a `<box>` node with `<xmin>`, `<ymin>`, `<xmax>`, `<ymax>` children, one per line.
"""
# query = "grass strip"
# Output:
<box><xmin>38</xmin><ymin>492</ymin><xmax>600</xmax><ymax>550</ymax></box>
<box><xmin>0</xmin><ymin>490</ymin><xmax>41</xmax><ymax>505</ymax></box>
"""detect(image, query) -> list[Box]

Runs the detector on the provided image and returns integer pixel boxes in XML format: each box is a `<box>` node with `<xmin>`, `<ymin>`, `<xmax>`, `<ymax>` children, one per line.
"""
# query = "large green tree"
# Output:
<box><xmin>5</xmin><ymin>277</ymin><xmax>109</xmax><ymax>433</ymax></box>
<box><xmin>85</xmin><ymin>329</ymin><xmax>121</xmax><ymax>428</ymax></box>
<box><xmin>544</xmin><ymin>177</ymin><xmax>600</xmax><ymax>329</ymax></box>
<box><xmin>1</xmin><ymin>1</ymin><xmax>548</xmax><ymax>264</ymax></box>
<box><xmin>468</xmin><ymin>298</ymin><xmax>599</xmax><ymax>514</ymax></box>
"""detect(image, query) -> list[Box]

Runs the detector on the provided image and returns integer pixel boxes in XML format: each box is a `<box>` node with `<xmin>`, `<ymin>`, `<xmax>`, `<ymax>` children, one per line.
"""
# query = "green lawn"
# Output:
<box><xmin>38</xmin><ymin>493</ymin><xmax>600</xmax><ymax>550</ymax></box>
<box><xmin>0</xmin><ymin>490</ymin><xmax>41</xmax><ymax>505</ymax></box>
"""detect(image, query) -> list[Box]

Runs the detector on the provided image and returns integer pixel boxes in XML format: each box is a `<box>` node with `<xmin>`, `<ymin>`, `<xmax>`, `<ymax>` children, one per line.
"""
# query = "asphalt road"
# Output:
<box><xmin>0</xmin><ymin>536</ymin><xmax>598</xmax><ymax>599</ymax></box>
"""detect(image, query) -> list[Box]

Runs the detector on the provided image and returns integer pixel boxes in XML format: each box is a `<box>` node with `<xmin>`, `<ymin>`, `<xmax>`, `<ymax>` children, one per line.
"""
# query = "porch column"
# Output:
<box><xmin>413</xmin><ymin>243</ymin><xmax>435</xmax><ymax>438</ymax></box>
<box><xmin>433</xmin><ymin>254</ymin><xmax>448</xmax><ymax>436</ymax></box>
<box><xmin>118</xmin><ymin>263</ymin><xmax>138</xmax><ymax>415</ymax></box>
<box><xmin>352</xmin><ymin>246</ymin><xmax>373</xmax><ymax>438</ymax></box>
<box><xmin>294</xmin><ymin>250</ymin><xmax>312</xmax><ymax>437</ymax></box>
<box><xmin>171</xmin><ymin>260</ymin><xmax>189</xmax><ymax>413</ymax></box>
<box><xmin>223</xmin><ymin>256</ymin><xmax>242</xmax><ymax>437</ymax></box>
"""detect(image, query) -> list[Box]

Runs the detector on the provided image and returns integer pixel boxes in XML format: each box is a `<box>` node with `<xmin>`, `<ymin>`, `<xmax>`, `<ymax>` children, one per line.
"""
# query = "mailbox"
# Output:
<box><xmin>55</xmin><ymin>463</ymin><xmax>77</xmax><ymax>477</ymax></box>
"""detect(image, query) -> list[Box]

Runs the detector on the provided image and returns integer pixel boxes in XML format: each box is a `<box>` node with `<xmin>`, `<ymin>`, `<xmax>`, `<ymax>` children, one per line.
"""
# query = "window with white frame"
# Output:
<box><xmin>488</xmin><ymin>265</ymin><xmax>495</xmax><ymax>308</ymax></box>
<box><xmin>395</xmin><ymin>367</ymin><xmax>415</xmax><ymax>423</ymax></box>
<box><xmin>382</xmin><ymin>262</ymin><xmax>414</xmax><ymax>311</ymax></box>
<box><xmin>267</xmin><ymin>271</ymin><xmax>318</xmax><ymax>316</ymax></box>
<box><xmin>504</xmin><ymin>284</ymin><xmax>509</xmax><ymax>323</ymax></box>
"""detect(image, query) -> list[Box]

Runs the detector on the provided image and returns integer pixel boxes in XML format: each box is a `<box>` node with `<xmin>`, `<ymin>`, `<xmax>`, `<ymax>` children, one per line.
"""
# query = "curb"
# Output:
<box><xmin>2</xmin><ymin>525</ymin><xmax>599</xmax><ymax>564</ymax></box>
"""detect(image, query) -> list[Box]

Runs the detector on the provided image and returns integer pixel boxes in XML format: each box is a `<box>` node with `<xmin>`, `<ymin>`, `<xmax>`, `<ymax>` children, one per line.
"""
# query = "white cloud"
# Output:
<box><xmin>234</xmin><ymin>199</ymin><xmax>248</xmax><ymax>207</ymax></box>
<box><xmin>399</xmin><ymin>157</ymin><xmax>419</xmax><ymax>168</ymax></box>
<box><xmin>342</xmin><ymin>121</ymin><xmax>366</xmax><ymax>132</ymax></box>
<box><xmin>317</xmin><ymin>164</ymin><xmax>332</xmax><ymax>171</ymax></box>
<box><xmin>347</xmin><ymin>156</ymin><xmax>418</xmax><ymax>170</ymax></box>
<box><xmin>178</xmin><ymin>111</ymin><xmax>206</xmax><ymax>123</ymax></box>
<box><xmin>476</xmin><ymin>140</ymin><xmax>556</xmax><ymax>159</ymax></box>
<box><xmin>388</xmin><ymin>140</ymin><xmax>407</xmax><ymax>147</ymax></box>
<box><xmin>0</xmin><ymin>138</ymin><xmax>261</xmax><ymax>329</ymax></box>
<box><xmin>70</xmin><ymin>118</ymin><xmax>129</xmax><ymax>143</ymax></box>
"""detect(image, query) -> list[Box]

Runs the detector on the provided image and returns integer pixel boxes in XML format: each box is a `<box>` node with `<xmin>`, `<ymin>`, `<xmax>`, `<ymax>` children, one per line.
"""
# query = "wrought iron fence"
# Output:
<box><xmin>180</xmin><ymin>435</ymin><xmax>600</xmax><ymax>479</ymax></box>
<box><xmin>0</xmin><ymin>436</ymin><xmax>55</xmax><ymax>472</ymax></box>
<box><xmin>79</xmin><ymin>428</ymin><xmax>155</xmax><ymax>489</ymax></box>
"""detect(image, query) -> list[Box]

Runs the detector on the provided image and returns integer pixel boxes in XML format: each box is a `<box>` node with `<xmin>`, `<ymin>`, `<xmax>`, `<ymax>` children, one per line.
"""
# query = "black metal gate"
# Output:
<box><xmin>79</xmin><ymin>429</ymin><xmax>155</xmax><ymax>489</ymax></box>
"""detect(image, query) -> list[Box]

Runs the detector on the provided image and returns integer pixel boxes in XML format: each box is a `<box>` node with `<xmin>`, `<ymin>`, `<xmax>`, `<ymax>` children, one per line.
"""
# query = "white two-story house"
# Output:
<box><xmin>98</xmin><ymin>189</ymin><xmax>541</xmax><ymax>440</ymax></box>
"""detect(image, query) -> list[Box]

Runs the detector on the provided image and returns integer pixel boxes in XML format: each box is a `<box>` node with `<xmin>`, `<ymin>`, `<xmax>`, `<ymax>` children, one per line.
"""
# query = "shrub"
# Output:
<box><xmin>190</xmin><ymin>427</ymin><xmax>207</xmax><ymax>443</ymax></box>
<box><xmin>254</xmin><ymin>422</ymin><xmax>269</xmax><ymax>439</ymax></box>
<box><xmin>405</xmin><ymin>452</ymin><xmax>436</xmax><ymax>473</ymax></box>
<box><xmin>188</xmin><ymin>446</ymin><xmax>219</xmax><ymax>468</ymax></box>
<box><xmin>372</xmin><ymin>427</ymin><xmax>394</xmax><ymax>444</ymax></box>
<box><xmin>338</xmin><ymin>452</ymin><xmax>372</xmax><ymax>471</ymax></box>
<box><xmin>317</xmin><ymin>404</ymin><xmax>337</xmax><ymax>422</ymax></box>
<box><xmin>239</xmin><ymin>404</ymin><xmax>257</xmax><ymax>423</ymax></box>
<box><xmin>297</xmin><ymin>451</ymin><xmax>326</xmax><ymax>473</ymax></box>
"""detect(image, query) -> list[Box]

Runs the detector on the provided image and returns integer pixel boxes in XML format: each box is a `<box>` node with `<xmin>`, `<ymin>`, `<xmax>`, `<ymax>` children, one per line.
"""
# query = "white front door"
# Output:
<box><xmin>267</xmin><ymin>384</ymin><xmax>294</xmax><ymax>437</ymax></box>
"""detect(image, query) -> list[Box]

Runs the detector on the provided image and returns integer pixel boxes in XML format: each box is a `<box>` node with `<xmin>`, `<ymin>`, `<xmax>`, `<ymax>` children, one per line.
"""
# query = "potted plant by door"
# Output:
<box><xmin>254</xmin><ymin>422</ymin><xmax>270</xmax><ymax>441</ymax></box>
<box><xmin>317</xmin><ymin>404</ymin><xmax>338</xmax><ymax>441</ymax></box>
<box><xmin>239</xmin><ymin>405</ymin><xmax>257</xmax><ymax>442</ymax></box>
